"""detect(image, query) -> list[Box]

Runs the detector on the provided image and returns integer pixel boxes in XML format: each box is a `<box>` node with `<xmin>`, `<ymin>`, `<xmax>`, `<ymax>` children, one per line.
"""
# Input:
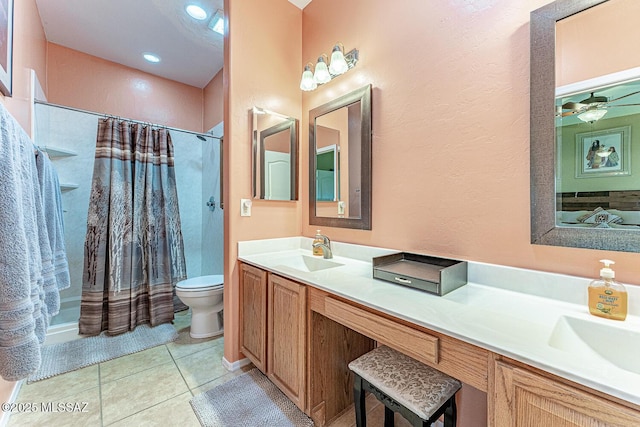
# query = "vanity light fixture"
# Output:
<box><xmin>299</xmin><ymin>43</ymin><xmax>359</xmax><ymax>91</ymax></box>
<box><xmin>578</xmin><ymin>107</ymin><xmax>607</xmax><ymax>123</ymax></box>
<box><xmin>329</xmin><ymin>44</ymin><xmax>349</xmax><ymax>75</ymax></box>
<box><xmin>299</xmin><ymin>64</ymin><xmax>317</xmax><ymax>91</ymax></box>
<box><xmin>313</xmin><ymin>56</ymin><xmax>331</xmax><ymax>84</ymax></box>
<box><xmin>208</xmin><ymin>9</ymin><xmax>224</xmax><ymax>35</ymax></box>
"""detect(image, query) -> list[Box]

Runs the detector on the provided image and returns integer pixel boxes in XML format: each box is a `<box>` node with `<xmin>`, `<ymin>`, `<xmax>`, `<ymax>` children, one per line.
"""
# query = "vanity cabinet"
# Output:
<box><xmin>239</xmin><ymin>261</ymin><xmax>640</xmax><ymax>426</ymax></box>
<box><xmin>493</xmin><ymin>360</ymin><xmax>640</xmax><ymax>427</ymax></box>
<box><xmin>267</xmin><ymin>274</ymin><xmax>306</xmax><ymax>411</ymax></box>
<box><xmin>239</xmin><ymin>263</ymin><xmax>307</xmax><ymax>411</ymax></box>
<box><xmin>239</xmin><ymin>263</ymin><xmax>268</xmax><ymax>371</ymax></box>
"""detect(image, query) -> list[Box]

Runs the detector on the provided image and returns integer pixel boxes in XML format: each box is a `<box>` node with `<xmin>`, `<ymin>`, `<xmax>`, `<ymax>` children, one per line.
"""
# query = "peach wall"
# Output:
<box><xmin>1</xmin><ymin>0</ymin><xmax>46</xmax><ymax>133</ymax></box>
<box><xmin>204</xmin><ymin>68</ymin><xmax>224</xmax><ymax>130</ymax></box>
<box><xmin>223</xmin><ymin>0</ymin><xmax>302</xmax><ymax>364</ymax></box>
<box><xmin>0</xmin><ymin>0</ymin><xmax>47</xmax><ymax>409</ymax></box>
<box><xmin>556</xmin><ymin>0</ymin><xmax>640</xmax><ymax>86</ymax></box>
<box><xmin>300</xmin><ymin>0</ymin><xmax>640</xmax><ymax>287</ymax></box>
<box><xmin>46</xmin><ymin>43</ymin><xmax>204</xmax><ymax>132</ymax></box>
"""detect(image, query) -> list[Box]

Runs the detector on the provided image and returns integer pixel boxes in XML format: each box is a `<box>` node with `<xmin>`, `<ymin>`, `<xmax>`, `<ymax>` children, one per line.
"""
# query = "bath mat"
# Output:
<box><xmin>190</xmin><ymin>368</ymin><xmax>314</xmax><ymax>427</ymax></box>
<box><xmin>28</xmin><ymin>323</ymin><xmax>178</xmax><ymax>383</ymax></box>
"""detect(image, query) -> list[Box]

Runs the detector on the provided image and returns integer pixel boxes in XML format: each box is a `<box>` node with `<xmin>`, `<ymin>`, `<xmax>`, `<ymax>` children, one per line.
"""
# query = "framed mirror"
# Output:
<box><xmin>309</xmin><ymin>84</ymin><xmax>372</xmax><ymax>229</ymax></box>
<box><xmin>530</xmin><ymin>0</ymin><xmax>640</xmax><ymax>252</ymax></box>
<box><xmin>252</xmin><ymin>107</ymin><xmax>299</xmax><ymax>200</ymax></box>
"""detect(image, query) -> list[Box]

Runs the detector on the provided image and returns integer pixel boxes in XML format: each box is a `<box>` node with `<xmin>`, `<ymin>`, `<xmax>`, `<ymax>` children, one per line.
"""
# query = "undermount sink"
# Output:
<box><xmin>277</xmin><ymin>254</ymin><xmax>343</xmax><ymax>273</ymax></box>
<box><xmin>548</xmin><ymin>315</ymin><xmax>640</xmax><ymax>375</ymax></box>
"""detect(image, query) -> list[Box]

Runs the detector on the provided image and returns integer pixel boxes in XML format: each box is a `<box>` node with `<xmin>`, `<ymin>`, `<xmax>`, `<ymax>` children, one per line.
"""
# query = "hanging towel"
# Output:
<box><xmin>36</xmin><ymin>151</ymin><xmax>70</xmax><ymax>293</ymax></box>
<box><xmin>0</xmin><ymin>104</ymin><xmax>44</xmax><ymax>380</ymax></box>
<box><xmin>33</xmin><ymin>152</ymin><xmax>60</xmax><ymax>318</ymax></box>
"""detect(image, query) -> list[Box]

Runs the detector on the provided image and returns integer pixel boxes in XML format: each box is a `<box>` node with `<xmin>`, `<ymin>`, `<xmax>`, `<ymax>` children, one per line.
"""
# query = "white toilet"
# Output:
<box><xmin>175</xmin><ymin>275</ymin><xmax>224</xmax><ymax>339</ymax></box>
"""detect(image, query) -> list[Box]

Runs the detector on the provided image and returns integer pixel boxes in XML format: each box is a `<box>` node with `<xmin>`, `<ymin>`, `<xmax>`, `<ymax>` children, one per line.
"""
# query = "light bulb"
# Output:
<box><xmin>300</xmin><ymin>65</ymin><xmax>317</xmax><ymax>91</ymax></box>
<box><xmin>313</xmin><ymin>57</ymin><xmax>331</xmax><ymax>84</ymax></box>
<box><xmin>329</xmin><ymin>45</ymin><xmax>348</xmax><ymax>75</ymax></box>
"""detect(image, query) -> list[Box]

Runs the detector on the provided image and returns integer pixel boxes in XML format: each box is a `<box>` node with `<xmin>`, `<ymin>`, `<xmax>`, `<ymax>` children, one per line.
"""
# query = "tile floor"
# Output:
<box><xmin>7</xmin><ymin>310</ymin><xmax>412</xmax><ymax>427</ymax></box>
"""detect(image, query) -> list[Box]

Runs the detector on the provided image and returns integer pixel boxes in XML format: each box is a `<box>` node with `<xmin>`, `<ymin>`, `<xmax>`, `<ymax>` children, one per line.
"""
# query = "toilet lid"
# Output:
<box><xmin>176</xmin><ymin>275</ymin><xmax>224</xmax><ymax>292</ymax></box>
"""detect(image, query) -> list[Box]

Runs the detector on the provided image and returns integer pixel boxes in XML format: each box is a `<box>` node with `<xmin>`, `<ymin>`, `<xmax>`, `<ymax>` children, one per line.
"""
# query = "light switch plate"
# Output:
<box><xmin>240</xmin><ymin>198</ymin><xmax>252</xmax><ymax>216</ymax></box>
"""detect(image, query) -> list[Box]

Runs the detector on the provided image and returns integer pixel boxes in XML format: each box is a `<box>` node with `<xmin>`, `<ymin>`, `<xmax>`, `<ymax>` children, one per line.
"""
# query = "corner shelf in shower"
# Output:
<box><xmin>60</xmin><ymin>183</ymin><xmax>79</xmax><ymax>192</ymax></box>
<box><xmin>41</xmin><ymin>146</ymin><xmax>78</xmax><ymax>158</ymax></box>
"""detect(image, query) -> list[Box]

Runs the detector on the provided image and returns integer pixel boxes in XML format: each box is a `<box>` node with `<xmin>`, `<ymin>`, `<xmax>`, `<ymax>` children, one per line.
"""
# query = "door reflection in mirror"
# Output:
<box><xmin>252</xmin><ymin>107</ymin><xmax>298</xmax><ymax>200</ymax></box>
<box><xmin>314</xmin><ymin>101</ymin><xmax>362</xmax><ymax>219</ymax></box>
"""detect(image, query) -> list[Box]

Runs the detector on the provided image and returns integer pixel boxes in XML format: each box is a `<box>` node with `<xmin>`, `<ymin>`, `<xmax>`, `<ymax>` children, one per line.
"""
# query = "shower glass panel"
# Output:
<box><xmin>34</xmin><ymin>103</ymin><xmax>222</xmax><ymax>326</ymax></box>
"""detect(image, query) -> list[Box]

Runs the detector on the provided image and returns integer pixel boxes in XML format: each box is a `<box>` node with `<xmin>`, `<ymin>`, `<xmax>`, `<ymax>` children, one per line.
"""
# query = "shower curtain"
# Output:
<box><xmin>79</xmin><ymin>118</ymin><xmax>187</xmax><ymax>336</ymax></box>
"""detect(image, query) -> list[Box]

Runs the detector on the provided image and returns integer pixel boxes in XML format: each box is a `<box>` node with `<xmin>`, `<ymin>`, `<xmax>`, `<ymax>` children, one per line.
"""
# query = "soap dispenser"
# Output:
<box><xmin>312</xmin><ymin>230</ymin><xmax>324</xmax><ymax>256</ymax></box>
<box><xmin>588</xmin><ymin>259</ymin><xmax>627</xmax><ymax>321</ymax></box>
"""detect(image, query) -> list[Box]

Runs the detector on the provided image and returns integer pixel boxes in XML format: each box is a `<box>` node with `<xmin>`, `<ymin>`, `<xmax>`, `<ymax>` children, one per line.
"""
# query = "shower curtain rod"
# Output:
<box><xmin>34</xmin><ymin>100</ymin><xmax>222</xmax><ymax>140</ymax></box>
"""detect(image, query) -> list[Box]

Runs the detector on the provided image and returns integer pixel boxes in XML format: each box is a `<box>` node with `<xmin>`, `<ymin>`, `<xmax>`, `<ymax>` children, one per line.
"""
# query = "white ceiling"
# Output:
<box><xmin>288</xmin><ymin>0</ymin><xmax>312</xmax><ymax>9</ymax></box>
<box><xmin>35</xmin><ymin>0</ymin><xmax>311</xmax><ymax>89</ymax></box>
<box><xmin>35</xmin><ymin>0</ymin><xmax>224</xmax><ymax>89</ymax></box>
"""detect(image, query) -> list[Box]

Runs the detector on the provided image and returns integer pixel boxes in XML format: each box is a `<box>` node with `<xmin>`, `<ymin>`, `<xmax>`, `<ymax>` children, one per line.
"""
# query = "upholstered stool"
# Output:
<box><xmin>348</xmin><ymin>346</ymin><xmax>461</xmax><ymax>427</ymax></box>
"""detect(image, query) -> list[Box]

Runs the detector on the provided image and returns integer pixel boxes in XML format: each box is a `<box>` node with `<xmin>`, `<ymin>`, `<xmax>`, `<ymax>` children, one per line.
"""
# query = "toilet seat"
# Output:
<box><xmin>176</xmin><ymin>275</ymin><xmax>224</xmax><ymax>292</ymax></box>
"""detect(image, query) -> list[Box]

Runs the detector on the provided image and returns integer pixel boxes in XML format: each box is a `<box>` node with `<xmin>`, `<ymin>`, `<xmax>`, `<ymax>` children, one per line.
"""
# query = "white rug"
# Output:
<box><xmin>190</xmin><ymin>368</ymin><xmax>314</xmax><ymax>427</ymax></box>
<box><xmin>28</xmin><ymin>323</ymin><xmax>178</xmax><ymax>382</ymax></box>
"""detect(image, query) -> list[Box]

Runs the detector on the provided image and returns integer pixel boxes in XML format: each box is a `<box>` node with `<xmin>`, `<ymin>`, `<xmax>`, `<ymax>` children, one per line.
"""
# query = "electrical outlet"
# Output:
<box><xmin>240</xmin><ymin>198</ymin><xmax>252</xmax><ymax>217</ymax></box>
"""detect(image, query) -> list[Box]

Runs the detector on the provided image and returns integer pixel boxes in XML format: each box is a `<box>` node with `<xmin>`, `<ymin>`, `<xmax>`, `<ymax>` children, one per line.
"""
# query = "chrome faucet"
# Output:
<box><xmin>313</xmin><ymin>242</ymin><xmax>333</xmax><ymax>259</ymax></box>
<box><xmin>312</xmin><ymin>234</ymin><xmax>332</xmax><ymax>259</ymax></box>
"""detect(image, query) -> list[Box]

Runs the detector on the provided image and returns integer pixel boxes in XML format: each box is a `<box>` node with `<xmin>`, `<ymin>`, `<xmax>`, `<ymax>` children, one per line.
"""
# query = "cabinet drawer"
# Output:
<box><xmin>324</xmin><ymin>297</ymin><xmax>439</xmax><ymax>365</ymax></box>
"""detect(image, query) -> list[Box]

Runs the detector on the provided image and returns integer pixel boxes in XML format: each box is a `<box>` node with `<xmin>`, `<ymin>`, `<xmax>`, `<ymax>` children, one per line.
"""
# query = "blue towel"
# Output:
<box><xmin>36</xmin><ymin>151</ymin><xmax>70</xmax><ymax>294</ymax></box>
<box><xmin>0</xmin><ymin>105</ymin><xmax>45</xmax><ymax>380</ymax></box>
<box><xmin>33</xmin><ymin>152</ymin><xmax>59</xmax><ymax>319</ymax></box>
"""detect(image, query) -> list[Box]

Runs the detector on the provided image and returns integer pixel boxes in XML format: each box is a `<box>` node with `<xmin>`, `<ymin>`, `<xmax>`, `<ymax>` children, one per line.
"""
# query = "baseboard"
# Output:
<box><xmin>0</xmin><ymin>380</ymin><xmax>24</xmax><ymax>427</ymax></box>
<box><xmin>222</xmin><ymin>356</ymin><xmax>251</xmax><ymax>372</ymax></box>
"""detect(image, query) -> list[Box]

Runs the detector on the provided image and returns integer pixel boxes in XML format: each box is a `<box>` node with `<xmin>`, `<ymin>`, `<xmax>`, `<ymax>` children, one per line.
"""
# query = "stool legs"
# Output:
<box><xmin>444</xmin><ymin>395</ymin><xmax>457</xmax><ymax>427</ymax></box>
<box><xmin>354</xmin><ymin>374</ymin><xmax>367</xmax><ymax>427</ymax></box>
<box><xmin>384</xmin><ymin>406</ymin><xmax>394</xmax><ymax>427</ymax></box>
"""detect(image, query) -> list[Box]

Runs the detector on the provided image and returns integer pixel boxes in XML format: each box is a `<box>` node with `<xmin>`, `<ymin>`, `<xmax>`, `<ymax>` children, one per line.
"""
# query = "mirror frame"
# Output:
<box><xmin>309</xmin><ymin>84</ymin><xmax>372</xmax><ymax>230</ymax></box>
<box><xmin>530</xmin><ymin>0</ymin><xmax>640</xmax><ymax>252</ymax></box>
<box><xmin>252</xmin><ymin>108</ymin><xmax>299</xmax><ymax>201</ymax></box>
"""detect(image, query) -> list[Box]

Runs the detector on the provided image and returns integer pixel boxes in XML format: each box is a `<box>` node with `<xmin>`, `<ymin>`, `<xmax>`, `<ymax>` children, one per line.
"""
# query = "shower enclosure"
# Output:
<box><xmin>34</xmin><ymin>103</ymin><xmax>223</xmax><ymax>327</ymax></box>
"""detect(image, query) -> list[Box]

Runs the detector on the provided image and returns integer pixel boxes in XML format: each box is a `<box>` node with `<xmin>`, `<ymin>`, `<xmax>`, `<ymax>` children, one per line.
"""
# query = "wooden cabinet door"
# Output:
<box><xmin>239</xmin><ymin>263</ymin><xmax>268</xmax><ymax>372</ymax></box>
<box><xmin>494</xmin><ymin>360</ymin><xmax>640</xmax><ymax>427</ymax></box>
<box><xmin>268</xmin><ymin>274</ymin><xmax>306</xmax><ymax>411</ymax></box>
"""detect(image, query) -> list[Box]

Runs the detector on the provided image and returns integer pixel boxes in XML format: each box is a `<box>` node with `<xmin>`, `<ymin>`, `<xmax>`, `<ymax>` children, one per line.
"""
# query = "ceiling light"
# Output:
<box><xmin>578</xmin><ymin>108</ymin><xmax>607</xmax><ymax>123</ymax></box>
<box><xmin>186</xmin><ymin>4</ymin><xmax>208</xmax><ymax>20</ymax></box>
<box><xmin>299</xmin><ymin>64</ymin><xmax>317</xmax><ymax>91</ymax></box>
<box><xmin>143</xmin><ymin>53</ymin><xmax>161</xmax><ymax>63</ymax></box>
<box><xmin>208</xmin><ymin>9</ymin><xmax>224</xmax><ymax>35</ymax></box>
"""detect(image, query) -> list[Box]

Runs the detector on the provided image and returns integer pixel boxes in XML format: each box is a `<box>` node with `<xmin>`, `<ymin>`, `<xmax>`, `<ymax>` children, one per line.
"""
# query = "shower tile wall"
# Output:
<box><xmin>34</xmin><ymin>104</ymin><xmax>222</xmax><ymax>326</ymax></box>
<box><xmin>35</xmin><ymin>105</ymin><xmax>99</xmax><ymax>324</ymax></box>
<box><xmin>203</xmin><ymin>122</ymin><xmax>224</xmax><ymax>276</ymax></box>
<box><xmin>171</xmin><ymin>132</ymin><xmax>223</xmax><ymax>277</ymax></box>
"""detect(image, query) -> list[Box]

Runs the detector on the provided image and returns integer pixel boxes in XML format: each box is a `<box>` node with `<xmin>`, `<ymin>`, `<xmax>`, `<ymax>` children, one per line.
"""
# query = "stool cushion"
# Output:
<box><xmin>349</xmin><ymin>346</ymin><xmax>461</xmax><ymax>421</ymax></box>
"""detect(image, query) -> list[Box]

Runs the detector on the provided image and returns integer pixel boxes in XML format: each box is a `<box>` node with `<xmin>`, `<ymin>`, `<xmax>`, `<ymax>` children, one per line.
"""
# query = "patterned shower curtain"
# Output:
<box><xmin>79</xmin><ymin>118</ymin><xmax>187</xmax><ymax>336</ymax></box>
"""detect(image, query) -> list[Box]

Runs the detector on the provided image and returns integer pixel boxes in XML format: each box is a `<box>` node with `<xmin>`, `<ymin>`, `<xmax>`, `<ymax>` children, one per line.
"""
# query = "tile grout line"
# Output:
<box><xmin>100</xmin><ymin>344</ymin><xmax>191</xmax><ymax>426</ymax></box>
<box><xmin>166</xmin><ymin>342</ymin><xmax>196</xmax><ymax>397</ymax></box>
<box><xmin>98</xmin><ymin>363</ymin><xmax>104</xmax><ymax>427</ymax></box>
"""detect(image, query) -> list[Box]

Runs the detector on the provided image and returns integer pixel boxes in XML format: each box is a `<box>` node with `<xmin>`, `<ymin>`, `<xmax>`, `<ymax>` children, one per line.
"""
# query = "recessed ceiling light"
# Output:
<box><xmin>143</xmin><ymin>53</ymin><xmax>161</xmax><ymax>63</ymax></box>
<box><xmin>186</xmin><ymin>4</ymin><xmax>207</xmax><ymax>20</ymax></box>
<box><xmin>208</xmin><ymin>9</ymin><xmax>224</xmax><ymax>35</ymax></box>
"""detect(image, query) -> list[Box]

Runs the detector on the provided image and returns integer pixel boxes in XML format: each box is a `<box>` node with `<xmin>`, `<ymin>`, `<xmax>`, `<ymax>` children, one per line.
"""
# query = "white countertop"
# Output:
<box><xmin>238</xmin><ymin>237</ymin><xmax>640</xmax><ymax>406</ymax></box>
